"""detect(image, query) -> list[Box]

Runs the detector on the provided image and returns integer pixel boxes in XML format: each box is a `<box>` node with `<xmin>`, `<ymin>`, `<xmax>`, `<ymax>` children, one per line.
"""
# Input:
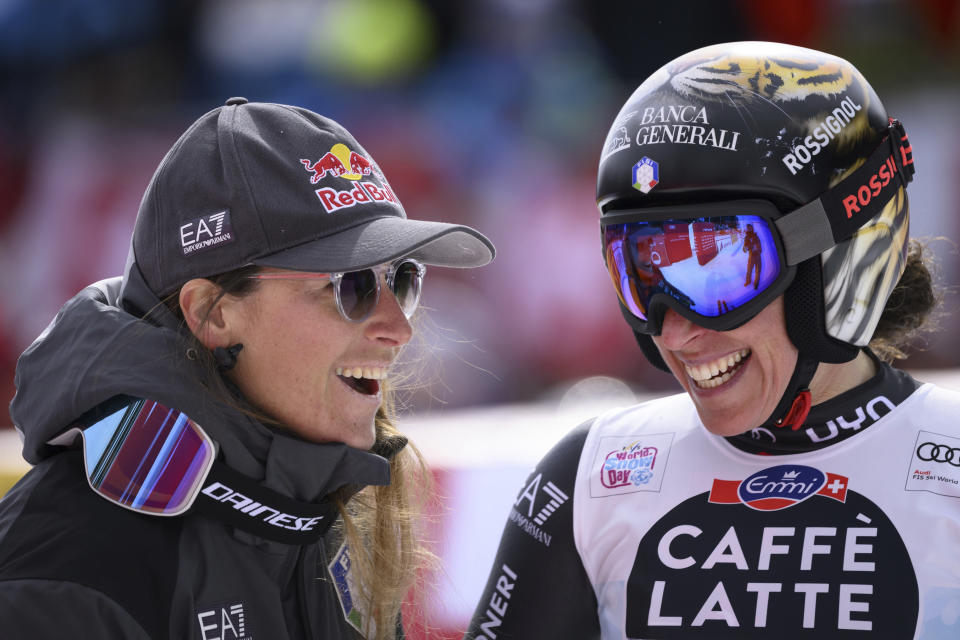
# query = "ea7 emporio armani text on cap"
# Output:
<box><xmin>124</xmin><ymin>97</ymin><xmax>495</xmax><ymax>298</ymax></box>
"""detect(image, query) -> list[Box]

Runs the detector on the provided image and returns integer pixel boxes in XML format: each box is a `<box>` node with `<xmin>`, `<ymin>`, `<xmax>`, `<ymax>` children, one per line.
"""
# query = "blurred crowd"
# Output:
<box><xmin>1</xmin><ymin>0</ymin><xmax>959</xmax><ymax>421</ymax></box>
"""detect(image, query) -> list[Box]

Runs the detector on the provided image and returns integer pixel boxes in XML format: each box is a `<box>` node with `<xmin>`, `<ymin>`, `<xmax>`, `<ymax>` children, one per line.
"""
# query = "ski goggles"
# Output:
<box><xmin>49</xmin><ymin>396</ymin><xmax>337</xmax><ymax>543</ymax></box>
<box><xmin>247</xmin><ymin>258</ymin><xmax>425</xmax><ymax>323</ymax></box>
<box><xmin>601</xmin><ymin>119</ymin><xmax>915</xmax><ymax>334</ymax></box>
<box><xmin>49</xmin><ymin>396</ymin><xmax>215</xmax><ymax>515</ymax></box>
<box><xmin>602</xmin><ymin>202</ymin><xmax>795</xmax><ymax>334</ymax></box>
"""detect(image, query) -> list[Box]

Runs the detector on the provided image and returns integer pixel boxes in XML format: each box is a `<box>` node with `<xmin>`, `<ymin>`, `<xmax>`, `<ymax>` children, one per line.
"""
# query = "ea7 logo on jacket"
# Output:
<box><xmin>196</xmin><ymin>602</ymin><xmax>252</xmax><ymax>640</ymax></box>
<box><xmin>508</xmin><ymin>473</ymin><xmax>569</xmax><ymax>547</ymax></box>
<box><xmin>709</xmin><ymin>465</ymin><xmax>848</xmax><ymax>511</ymax></box>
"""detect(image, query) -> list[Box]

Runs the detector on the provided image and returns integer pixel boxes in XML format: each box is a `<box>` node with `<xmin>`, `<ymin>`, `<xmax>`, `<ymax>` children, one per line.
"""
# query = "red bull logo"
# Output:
<box><xmin>314</xmin><ymin>180</ymin><xmax>398</xmax><ymax>213</ymax></box>
<box><xmin>349</xmin><ymin>151</ymin><xmax>373</xmax><ymax>177</ymax></box>
<box><xmin>708</xmin><ymin>464</ymin><xmax>849</xmax><ymax>511</ymax></box>
<box><xmin>301</xmin><ymin>143</ymin><xmax>379</xmax><ymax>183</ymax></box>
<box><xmin>301</xmin><ymin>153</ymin><xmax>346</xmax><ymax>183</ymax></box>
<box><xmin>300</xmin><ymin>143</ymin><xmax>399</xmax><ymax>214</ymax></box>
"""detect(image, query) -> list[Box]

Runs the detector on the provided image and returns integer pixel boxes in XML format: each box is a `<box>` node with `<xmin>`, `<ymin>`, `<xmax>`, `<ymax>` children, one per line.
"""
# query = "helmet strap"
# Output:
<box><xmin>775</xmin><ymin>119</ymin><xmax>914</xmax><ymax>266</ymax></box>
<box><xmin>764</xmin><ymin>353</ymin><xmax>819</xmax><ymax>430</ymax></box>
<box><xmin>784</xmin><ymin>256</ymin><xmax>859</xmax><ymax>363</ymax></box>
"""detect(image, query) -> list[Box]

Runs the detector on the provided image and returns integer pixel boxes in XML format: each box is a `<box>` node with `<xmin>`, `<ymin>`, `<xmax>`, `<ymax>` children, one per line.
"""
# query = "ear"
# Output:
<box><xmin>179</xmin><ymin>278</ymin><xmax>231</xmax><ymax>349</ymax></box>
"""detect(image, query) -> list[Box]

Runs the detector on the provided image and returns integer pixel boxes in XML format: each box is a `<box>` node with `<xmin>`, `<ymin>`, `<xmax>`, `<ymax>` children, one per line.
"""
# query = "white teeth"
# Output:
<box><xmin>697</xmin><ymin>370</ymin><xmax>735</xmax><ymax>389</ymax></box>
<box><xmin>684</xmin><ymin>349</ymin><xmax>750</xmax><ymax>388</ymax></box>
<box><xmin>336</xmin><ymin>367</ymin><xmax>388</xmax><ymax>380</ymax></box>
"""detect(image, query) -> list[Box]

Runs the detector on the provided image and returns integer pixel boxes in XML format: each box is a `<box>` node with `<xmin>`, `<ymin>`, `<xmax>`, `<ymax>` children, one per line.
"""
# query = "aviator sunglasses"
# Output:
<box><xmin>247</xmin><ymin>258</ymin><xmax>426</xmax><ymax>323</ymax></box>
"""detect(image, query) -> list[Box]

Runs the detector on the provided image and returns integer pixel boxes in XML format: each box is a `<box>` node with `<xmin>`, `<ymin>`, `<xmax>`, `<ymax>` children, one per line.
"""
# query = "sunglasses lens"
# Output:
<box><xmin>339</xmin><ymin>268</ymin><xmax>379</xmax><ymax>321</ymax></box>
<box><xmin>603</xmin><ymin>215</ymin><xmax>782</xmax><ymax>323</ymax></box>
<box><xmin>392</xmin><ymin>261</ymin><xmax>423</xmax><ymax>318</ymax></box>
<box><xmin>81</xmin><ymin>398</ymin><xmax>215</xmax><ymax>515</ymax></box>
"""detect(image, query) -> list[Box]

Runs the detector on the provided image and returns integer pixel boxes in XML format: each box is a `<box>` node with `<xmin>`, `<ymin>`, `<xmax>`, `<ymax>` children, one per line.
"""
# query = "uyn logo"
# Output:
<box><xmin>181</xmin><ymin>210</ymin><xmax>234</xmax><ymax>256</ymax></box>
<box><xmin>196</xmin><ymin>602</ymin><xmax>251</xmax><ymax>640</ymax></box>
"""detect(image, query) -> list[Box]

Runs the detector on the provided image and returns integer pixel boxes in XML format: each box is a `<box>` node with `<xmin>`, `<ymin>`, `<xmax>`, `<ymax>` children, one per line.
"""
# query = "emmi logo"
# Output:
<box><xmin>180</xmin><ymin>210</ymin><xmax>234</xmax><ymax>256</ymax></box>
<box><xmin>196</xmin><ymin>602</ymin><xmax>251</xmax><ymax>640</ymax></box>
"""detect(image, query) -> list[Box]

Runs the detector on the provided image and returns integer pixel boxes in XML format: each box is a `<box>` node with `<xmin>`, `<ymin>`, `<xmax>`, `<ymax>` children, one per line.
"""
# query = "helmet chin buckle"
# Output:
<box><xmin>763</xmin><ymin>353</ymin><xmax>819</xmax><ymax>430</ymax></box>
<box><xmin>775</xmin><ymin>388</ymin><xmax>812</xmax><ymax>431</ymax></box>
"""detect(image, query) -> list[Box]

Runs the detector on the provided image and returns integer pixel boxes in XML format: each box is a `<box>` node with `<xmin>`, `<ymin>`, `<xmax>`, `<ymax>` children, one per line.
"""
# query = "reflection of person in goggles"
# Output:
<box><xmin>603</xmin><ymin>206</ymin><xmax>791</xmax><ymax>332</ymax></box>
<box><xmin>1</xmin><ymin>99</ymin><xmax>494</xmax><ymax>637</ymax></box>
<box><xmin>742</xmin><ymin>223</ymin><xmax>762</xmax><ymax>289</ymax></box>
<box><xmin>601</xmin><ymin>112</ymin><xmax>915</xmax><ymax>343</ymax></box>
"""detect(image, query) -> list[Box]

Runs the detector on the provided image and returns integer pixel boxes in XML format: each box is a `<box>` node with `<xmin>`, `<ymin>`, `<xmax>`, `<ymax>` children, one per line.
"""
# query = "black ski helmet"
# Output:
<box><xmin>596</xmin><ymin>41</ymin><xmax>914</xmax><ymax>372</ymax></box>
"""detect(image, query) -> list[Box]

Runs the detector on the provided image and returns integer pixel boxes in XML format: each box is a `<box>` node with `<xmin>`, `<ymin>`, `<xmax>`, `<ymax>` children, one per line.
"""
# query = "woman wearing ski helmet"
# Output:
<box><xmin>467</xmin><ymin>42</ymin><xmax>958</xmax><ymax>640</ymax></box>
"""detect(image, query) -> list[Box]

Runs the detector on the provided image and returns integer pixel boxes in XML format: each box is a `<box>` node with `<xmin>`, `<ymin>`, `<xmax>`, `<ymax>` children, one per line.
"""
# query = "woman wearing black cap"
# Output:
<box><xmin>0</xmin><ymin>98</ymin><xmax>494</xmax><ymax>639</ymax></box>
<box><xmin>467</xmin><ymin>42</ymin><xmax>959</xmax><ymax>639</ymax></box>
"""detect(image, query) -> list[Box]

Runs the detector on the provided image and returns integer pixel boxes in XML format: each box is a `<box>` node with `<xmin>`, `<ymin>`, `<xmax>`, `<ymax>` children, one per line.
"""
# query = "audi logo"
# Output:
<box><xmin>916</xmin><ymin>442</ymin><xmax>960</xmax><ymax>467</ymax></box>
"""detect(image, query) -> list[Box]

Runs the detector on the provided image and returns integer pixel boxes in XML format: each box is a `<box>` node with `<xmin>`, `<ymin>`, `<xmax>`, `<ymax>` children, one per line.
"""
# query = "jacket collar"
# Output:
<box><xmin>12</xmin><ymin>275</ymin><xmax>394</xmax><ymax>504</ymax></box>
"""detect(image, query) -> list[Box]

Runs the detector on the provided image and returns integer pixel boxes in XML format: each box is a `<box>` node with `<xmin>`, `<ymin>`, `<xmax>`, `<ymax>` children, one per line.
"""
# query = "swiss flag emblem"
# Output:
<box><xmin>817</xmin><ymin>472</ymin><xmax>848</xmax><ymax>502</ymax></box>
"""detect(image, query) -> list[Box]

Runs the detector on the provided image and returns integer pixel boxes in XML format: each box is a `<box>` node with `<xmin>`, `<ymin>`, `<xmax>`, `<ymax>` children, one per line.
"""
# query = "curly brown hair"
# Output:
<box><xmin>869</xmin><ymin>238</ymin><xmax>944</xmax><ymax>363</ymax></box>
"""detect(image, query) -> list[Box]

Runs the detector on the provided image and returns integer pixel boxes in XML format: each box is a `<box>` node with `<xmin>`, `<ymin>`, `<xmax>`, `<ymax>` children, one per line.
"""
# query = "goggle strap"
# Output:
<box><xmin>194</xmin><ymin>460</ymin><xmax>339</xmax><ymax>545</ymax></box>
<box><xmin>775</xmin><ymin>198</ymin><xmax>834</xmax><ymax>265</ymax></box>
<box><xmin>777</xmin><ymin>119</ymin><xmax>914</xmax><ymax>266</ymax></box>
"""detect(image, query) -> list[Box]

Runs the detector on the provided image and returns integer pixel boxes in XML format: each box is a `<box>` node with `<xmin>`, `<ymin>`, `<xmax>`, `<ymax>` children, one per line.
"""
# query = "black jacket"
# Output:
<box><xmin>0</xmin><ymin>271</ymin><xmax>398</xmax><ymax>639</ymax></box>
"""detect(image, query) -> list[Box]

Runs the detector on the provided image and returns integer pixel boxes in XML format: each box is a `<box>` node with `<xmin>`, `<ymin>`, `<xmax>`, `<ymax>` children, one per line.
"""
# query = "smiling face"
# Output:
<box><xmin>215</xmin><ymin>266</ymin><xmax>413</xmax><ymax>449</ymax></box>
<box><xmin>651</xmin><ymin>296</ymin><xmax>799</xmax><ymax>436</ymax></box>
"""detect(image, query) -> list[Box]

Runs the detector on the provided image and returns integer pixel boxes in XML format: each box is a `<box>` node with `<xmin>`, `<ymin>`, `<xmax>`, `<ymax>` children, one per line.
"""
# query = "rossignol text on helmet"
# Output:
<box><xmin>596</xmin><ymin>41</ymin><xmax>914</xmax><ymax>372</ymax></box>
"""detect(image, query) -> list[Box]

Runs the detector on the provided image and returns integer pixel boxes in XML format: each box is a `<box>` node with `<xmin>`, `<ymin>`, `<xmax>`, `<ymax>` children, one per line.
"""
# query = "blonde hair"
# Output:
<box><xmin>165</xmin><ymin>268</ymin><xmax>437</xmax><ymax>639</ymax></box>
<box><xmin>332</xmin><ymin>396</ymin><xmax>438</xmax><ymax>639</ymax></box>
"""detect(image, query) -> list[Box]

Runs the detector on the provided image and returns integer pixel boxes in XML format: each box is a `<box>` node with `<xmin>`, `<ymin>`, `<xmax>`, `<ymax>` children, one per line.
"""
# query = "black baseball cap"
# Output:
<box><xmin>122</xmin><ymin>97</ymin><xmax>495</xmax><ymax>299</ymax></box>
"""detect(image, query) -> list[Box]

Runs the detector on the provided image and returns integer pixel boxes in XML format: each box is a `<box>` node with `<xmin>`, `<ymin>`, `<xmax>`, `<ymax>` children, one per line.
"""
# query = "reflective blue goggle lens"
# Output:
<box><xmin>78</xmin><ymin>398</ymin><xmax>216</xmax><ymax>516</ymax></box>
<box><xmin>603</xmin><ymin>215</ymin><xmax>782</xmax><ymax>322</ymax></box>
